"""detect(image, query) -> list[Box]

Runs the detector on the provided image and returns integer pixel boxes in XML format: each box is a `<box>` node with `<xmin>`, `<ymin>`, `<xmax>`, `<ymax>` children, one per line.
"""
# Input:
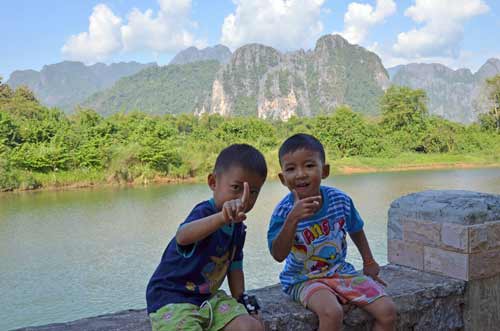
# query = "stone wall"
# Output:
<box><xmin>15</xmin><ymin>190</ymin><xmax>500</xmax><ymax>331</ymax></box>
<box><xmin>15</xmin><ymin>265</ymin><xmax>466</xmax><ymax>331</ymax></box>
<box><xmin>387</xmin><ymin>190</ymin><xmax>500</xmax><ymax>331</ymax></box>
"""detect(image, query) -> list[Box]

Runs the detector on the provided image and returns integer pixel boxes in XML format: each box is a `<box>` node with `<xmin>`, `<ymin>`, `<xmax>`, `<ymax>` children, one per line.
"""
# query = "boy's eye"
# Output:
<box><xmin>231</xmin><ymin>185</ymin><xmax>240</xmax><ymax>190</ymax></box>
<box><xmin>285</xmin><ymin>167</ymin><xmax>295</xmax><ymax>172</ymax></box>
<box><xmin>306</xmin><ymin>163</ymin><xmax>316</xmax><ymax>168</ymax></box>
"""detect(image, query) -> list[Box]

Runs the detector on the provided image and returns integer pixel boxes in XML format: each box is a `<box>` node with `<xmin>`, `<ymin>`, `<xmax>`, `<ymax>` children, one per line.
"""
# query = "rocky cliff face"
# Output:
<box><xmin>169</xmin><ymin>45</ymin><xmax>232</xmax><ymax>65</ymax></box>
<box><xmin>200</xmin><ymin>34</ymin><xmax>389</xmax><ymax>120</ymax></box>
<box><xmin>391</xmin><ymin>58</ymin><xmax>500</xmax><ymax>123</ymax></box>
<box><xmin>7</xmin><ymin>61</ymin><xmax>154</xmax><ymax>111</ymax></box>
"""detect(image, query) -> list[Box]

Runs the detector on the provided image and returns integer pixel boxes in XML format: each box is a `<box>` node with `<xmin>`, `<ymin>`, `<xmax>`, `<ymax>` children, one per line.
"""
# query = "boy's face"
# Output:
<box><xmin>279</xmin><ymin>149</ymin><xmax>329</xmax><ymax>199</ymax></box>
<box><xmin>208</xmin><ymin>166</ymin><xmax>265</xmax><ymax>212</ymax></box>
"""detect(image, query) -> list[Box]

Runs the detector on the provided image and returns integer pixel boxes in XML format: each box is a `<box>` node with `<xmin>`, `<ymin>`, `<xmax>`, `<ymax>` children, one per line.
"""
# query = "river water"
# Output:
<box><xmin>1</xmin><ymin>168</ymin><xmax>499</xmax><ymax>330</ymax></box>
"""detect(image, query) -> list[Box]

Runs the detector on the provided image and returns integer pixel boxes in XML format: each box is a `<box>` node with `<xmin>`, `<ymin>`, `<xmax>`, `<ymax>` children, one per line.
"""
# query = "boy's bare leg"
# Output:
<box><xmin>307</xmin><ymin>290</ymin><xmax>343</xmax><ymax>331</ymax></box>
<box><xmin>223</xmin><ymin>314</ymin><xmax>263</xmax><ymax>331</ymax></box>
<box><xmin>362</xmin><ymin>296</ymin><xmax>397</xmax><ymax>331</ymax></box>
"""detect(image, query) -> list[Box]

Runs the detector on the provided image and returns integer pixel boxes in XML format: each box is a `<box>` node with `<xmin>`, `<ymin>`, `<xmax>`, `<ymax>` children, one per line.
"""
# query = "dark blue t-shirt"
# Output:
<box><xmin>146</xmin><ymin>199</ymin><xmax>246</xmax><ymax>314</ymax></box>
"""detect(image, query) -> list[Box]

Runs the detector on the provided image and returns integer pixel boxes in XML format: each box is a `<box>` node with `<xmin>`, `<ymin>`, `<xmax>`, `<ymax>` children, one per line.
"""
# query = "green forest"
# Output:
<box><xmin>1</xmin><ymin>76</ymin><xmax>499</xmax><ymax>192</ymax></box>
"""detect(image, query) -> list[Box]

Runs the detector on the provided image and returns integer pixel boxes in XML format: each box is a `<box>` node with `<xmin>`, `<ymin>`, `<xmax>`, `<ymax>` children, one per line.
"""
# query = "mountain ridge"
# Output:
<box><xmin>6</xmin><ymin>37</ymin><xmax>500</xmax><ymax>123</ymax></box>
<box><xmin>390</xmin><ymin>58</ymin><xmax>500</xmax><ymax>123</ymax></box>
<box><xmin>7</xmin><ymin>61</ymin><xmax>155</xmax><ymax>112</ymax></box>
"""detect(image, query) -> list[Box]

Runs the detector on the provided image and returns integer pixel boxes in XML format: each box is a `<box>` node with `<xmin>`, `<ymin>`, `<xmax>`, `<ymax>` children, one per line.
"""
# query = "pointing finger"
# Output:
<box><xmin>241</xmin><ymin>182</ymin><xmax>249</xmax><ymax>208</ymax></box>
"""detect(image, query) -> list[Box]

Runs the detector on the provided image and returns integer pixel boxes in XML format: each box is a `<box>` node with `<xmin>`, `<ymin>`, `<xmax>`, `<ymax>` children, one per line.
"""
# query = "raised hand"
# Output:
<box><xmin>222</xmin><ymin>182</ymin><xmax>250</xmax><ymax>224</ymax></box>
<box><xmin>287</xmin><ymin>189</ymin><xmax>322</xmax><ymax>224</ymax></box>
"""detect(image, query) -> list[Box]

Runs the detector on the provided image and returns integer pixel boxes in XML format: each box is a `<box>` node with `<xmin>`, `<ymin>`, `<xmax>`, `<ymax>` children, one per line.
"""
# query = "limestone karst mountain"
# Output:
<box><xmin>389</xmin><ymin>58</ymin><xmax>500</xmax><ymax>123</ymax></box>
<box><xmin>7</xmin><ymin>61</ymin><xmax>155</xmax><ymax>112</ymax></box>
<box><xmin>169</xmin><ymin>45</ymin><xmax>232</xmax><ymax>65</ymax></box>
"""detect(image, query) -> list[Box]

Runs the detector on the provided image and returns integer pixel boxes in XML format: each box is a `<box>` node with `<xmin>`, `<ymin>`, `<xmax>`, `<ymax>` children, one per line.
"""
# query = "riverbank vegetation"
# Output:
<box><xmin>1</xmin><ymin>77</ymin><xmax>499</xmax><ymax>192</ymax></box>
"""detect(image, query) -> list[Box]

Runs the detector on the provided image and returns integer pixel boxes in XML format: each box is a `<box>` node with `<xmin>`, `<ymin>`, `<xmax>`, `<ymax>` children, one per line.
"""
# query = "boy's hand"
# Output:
<box><xmin>222</xmin><ymin>182</ymin><xmax>250</xmax><ymax>224</ymax></box>
<box><xmin>287</xmin><ymin>190</ymin><xmax>322</xmax><ymax>224</ymax></box>
<box><xmin>363</xmin><ymin>261</ymin><xmax>387</xmax><ymax>287</ymax></box>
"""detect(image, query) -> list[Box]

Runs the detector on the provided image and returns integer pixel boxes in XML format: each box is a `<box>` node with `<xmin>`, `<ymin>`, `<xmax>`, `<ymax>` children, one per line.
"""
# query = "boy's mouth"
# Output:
<box><xmin>295</xmin><ymin>182</ymin><xmax>310</xmax><ymax>190</ymax></box>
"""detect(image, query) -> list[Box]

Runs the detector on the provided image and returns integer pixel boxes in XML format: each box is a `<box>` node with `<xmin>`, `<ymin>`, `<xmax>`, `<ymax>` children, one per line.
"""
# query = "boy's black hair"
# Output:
<box><xmin>214</xmin><ymin>144</ymin><xmax>267</xmax><ymax>179</ymax></box>
<box><xmin>278</xmin><ymin>133</ymin><xmax>325</xmax><ymax>165</ymax></box>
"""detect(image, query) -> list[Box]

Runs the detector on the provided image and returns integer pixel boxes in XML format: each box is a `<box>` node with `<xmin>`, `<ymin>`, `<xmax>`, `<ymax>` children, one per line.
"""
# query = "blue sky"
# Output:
<box><xmin>2</xmin><ymin>0</ymin><xmax>500</xmax><ymax>80</ymax></box>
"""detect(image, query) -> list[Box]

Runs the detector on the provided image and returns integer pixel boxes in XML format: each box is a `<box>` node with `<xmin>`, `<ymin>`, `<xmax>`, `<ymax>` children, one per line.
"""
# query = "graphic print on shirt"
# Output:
<box><xmin>293</xmin><ymin>217</ymin><xmax>347</xmax><ymax>278</ymax></box>
<box><xmin>198</xmin><ymin>246</ymin><xmax>236</xmax><ymax>294</ymax></box>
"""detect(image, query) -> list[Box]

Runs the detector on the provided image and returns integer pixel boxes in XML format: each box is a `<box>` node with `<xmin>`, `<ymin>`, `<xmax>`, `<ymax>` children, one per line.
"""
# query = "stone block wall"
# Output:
<box><xmin>388</xmin><ymin>190</ymin><xmax>500</xmax><ymax>280</ymax></box>
<box><xmin>388</xmin><ymin>190</ymin><xmax>500</xmax><ymax>330</ymax></box>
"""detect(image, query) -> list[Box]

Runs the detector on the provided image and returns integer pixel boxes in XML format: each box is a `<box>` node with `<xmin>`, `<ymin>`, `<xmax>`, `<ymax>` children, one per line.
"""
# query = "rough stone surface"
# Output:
<box><xmin>403</xmin><ymin>220</ymin><xmax>441</xmax><ymax>246</ymax></box>
<box><xmin>389</xmin><ymin>190</ymin><xmax>500</xmax><ymax>281</ymax></box>
<box><xmin>469</xmin><ymin>221</ymin><xmax>500</xmax><ymax>253</ymax></box>
<box><xmin>388</xmin><ymin>239</ymin><xmax>424</xmax><ymax>269</ymax></box>
<box><xmin>388</xmin><ymin>190</ymin><xmax>500</xmax><ymax>226</ymax></box>
<box><xmin>14</xmin><ymin>265</ymin><xmax>465</xmax><ymax>331</ymax></box>
<box><xmin>14</xmin><ymin>309</ymin><xmax>150</xmax><ymax>331</ymax></box>
<box><xmin>464</xmin><ymin>274</ymin><xmax>500</xmax><ymax>331</ymax></box>
<box><xmin>468</xmin><ymin>249</ymin><xmax>500</xmax><ymax>279</ymax></box>
<box><xmin>424</xmin><ymin>246</ymin><xmax>469</xmax><ymax>280</ymax></box>
<box><xmin>441</xmin><ymin>223</ymin><xmax>469</xmax><ymax>252</ymax></box>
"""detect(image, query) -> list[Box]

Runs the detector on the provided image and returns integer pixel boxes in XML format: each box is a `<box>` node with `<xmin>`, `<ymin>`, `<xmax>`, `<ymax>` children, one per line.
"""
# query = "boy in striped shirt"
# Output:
<box><xmin>268</xmin><ymin>134</ymin><xmax>396</xmax><ymax>331</ymax></box>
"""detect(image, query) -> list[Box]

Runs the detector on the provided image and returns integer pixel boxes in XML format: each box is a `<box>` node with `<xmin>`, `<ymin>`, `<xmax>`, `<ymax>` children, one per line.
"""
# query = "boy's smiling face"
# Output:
<box><xmin>279</xmin><ymin>148</ymin><xmax>330</xmax><ymax>199</ymax></box>
<box><xmin>208</xmin><ymin>166</ymin><xmax>265</xmax><ymax>212</ymax></box>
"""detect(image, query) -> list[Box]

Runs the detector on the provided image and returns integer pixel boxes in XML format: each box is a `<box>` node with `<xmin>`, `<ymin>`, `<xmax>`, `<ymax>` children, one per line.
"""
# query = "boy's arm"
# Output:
<box><xmin>271</xmin><ymin>215</ymin><xmax>299</xmax><ymax>262</ymax></box>
<box><xmin>177</xmin><ymin>183</ymin><xmax>250</xmax><ymax>246</ymax></box>
<box><xmin>176</xmin><ymin>212</ymin><xmax>226</xmax><ymax>246</ymax></box>
<box><xmin>177</xmin><ymin>184</ymin><xmax>250</xmax><ymax>246</ymax></box>
<box><xmin>350</xmin><ymin>229</ymin><xmax>386</xmax><ymax>286</ymax></box>
<box><xmin>227</xmin><ymin>269</ymin><xmax>245</xmax><ymax>299</ymax></box>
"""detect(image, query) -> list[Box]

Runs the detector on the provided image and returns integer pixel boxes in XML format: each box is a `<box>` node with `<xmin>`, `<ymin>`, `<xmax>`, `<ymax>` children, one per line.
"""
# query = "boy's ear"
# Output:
<box><xmin>322</xmin><ymin>163</ymin><xmax>330</xmax><ymax>179</ymax></box>
<box><xmin>207</xmin><ymin>173</ymin><xmax>216</xmax><ymax>191</ymax></box>
<box><xmin>278</xmin><ymin>172</ymin><xmax>287</xmax><ymax>186</ymax></box>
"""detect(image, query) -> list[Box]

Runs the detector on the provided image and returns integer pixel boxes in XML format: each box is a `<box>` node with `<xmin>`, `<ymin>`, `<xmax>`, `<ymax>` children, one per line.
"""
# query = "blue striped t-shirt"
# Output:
<box><xmin>267</xmin><ymin>186</ymin><xmax>364</xmax><ymax>294</ymax></box>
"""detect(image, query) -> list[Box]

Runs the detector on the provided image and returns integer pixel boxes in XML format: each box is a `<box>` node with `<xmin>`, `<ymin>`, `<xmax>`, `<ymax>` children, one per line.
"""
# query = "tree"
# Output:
<box><xmin>380</xmin><ymin>86</ymin><xmax>428</xmax><ymax>131</ymax></box>
<box><xmin>479</xmin><ymin>75</ymin><xmax>500</xmax><ymax>133</ymax></box>
<box><xmin>312</xmin><ymin>106</ymin><xmax>384</xmax><ymax>157</ymax></box>
<box><xmin>380</xmin><ymin>86</ymin><xmax>429</xmax><ymax>152</ymax></box>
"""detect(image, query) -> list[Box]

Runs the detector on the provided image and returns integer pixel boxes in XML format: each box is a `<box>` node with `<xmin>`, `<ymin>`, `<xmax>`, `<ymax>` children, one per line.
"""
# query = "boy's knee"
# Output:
<box><xmin>243</xmin><ymin>317</ymin><xmax>264</xmax><ymax>331</ymax></box>
<box><xmin>316</xmin><ymin>303</ymin><xmax>344</xmax><ymax>323</ymax></box>
<box><xmin>224</xmin><ymin>314</ymin><xmax>263</xmax><ymax>331</ymax></box>
<box><xmin>376</xmin><ymin>299</ymin><xmax>397</xmax><ymax>325</ymax></box>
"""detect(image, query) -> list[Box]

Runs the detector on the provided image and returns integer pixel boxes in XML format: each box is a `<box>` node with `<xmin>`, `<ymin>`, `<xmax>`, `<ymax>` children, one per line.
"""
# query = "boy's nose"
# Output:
<box><xmin>296</xmin><ymin>167</ymin><xmax>306</xmax><ymax>178</ymax></box>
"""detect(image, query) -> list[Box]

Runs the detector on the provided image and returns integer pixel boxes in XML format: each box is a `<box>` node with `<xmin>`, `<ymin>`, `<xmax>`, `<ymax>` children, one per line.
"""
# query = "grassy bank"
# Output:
<box><xmin>4</xmin><ymin>151</ymin><xmax>498</xmax><ymax>193</ymax></box>
<box><xmin>329</xmin><ymin>152</ymin><xmax>500</xmax><ymax>174</ymax></box>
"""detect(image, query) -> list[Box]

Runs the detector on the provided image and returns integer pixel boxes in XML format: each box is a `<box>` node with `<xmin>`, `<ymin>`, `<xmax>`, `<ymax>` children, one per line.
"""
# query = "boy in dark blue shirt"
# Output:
<box><xmin>146</xmin><ymin>144</ymin><xmax>266</xmax><ymax>331</ymax></box>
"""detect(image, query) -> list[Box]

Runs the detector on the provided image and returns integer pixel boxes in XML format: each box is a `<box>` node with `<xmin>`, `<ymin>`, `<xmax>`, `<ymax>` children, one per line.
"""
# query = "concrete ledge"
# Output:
<box><xmin>15</xmin><ymin>265</ymin><xmax>466</xmax><ymax>331</ymax></box>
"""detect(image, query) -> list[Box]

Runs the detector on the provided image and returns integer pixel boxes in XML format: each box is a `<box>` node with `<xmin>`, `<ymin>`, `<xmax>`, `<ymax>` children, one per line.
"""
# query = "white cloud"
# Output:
<box><xmin>220</xmin><ymin>0</ymin><xmax>325</xmax><ymax>51</ymax></box>
<box><xmin>61</xmin><ymin>4</ymin><xmax>123</xmax><ymax>63</ymax></box>
<box><xmin>61</xmin><ymin>0</ymin><xmax>203</xmax><ymax>63</ymax></box>
<box><xmin>121</xmin><ymin>0</ymin><xmax>204</xmax><ymax>53</ymax></box>
<box><xmin>393</xmin><ymin>0</ymin><xmax>489</xmax><ymax>58</ymax></box>
<box><xmin>339</xmin><ymin>0</ymin><xmax>396</xmax><ymax>44</ymax></box>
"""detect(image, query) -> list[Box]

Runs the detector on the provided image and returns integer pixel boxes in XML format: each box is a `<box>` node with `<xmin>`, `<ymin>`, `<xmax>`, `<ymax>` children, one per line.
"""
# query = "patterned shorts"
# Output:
<box><xmin>149</xmin><ymin>290</ymin><xmax>248</xmax><ymax>331</ymax></box>
<box><xmin>290</xmin><ymin>274</ymin><xmax>386</xmax><ymax>308</ymax></box>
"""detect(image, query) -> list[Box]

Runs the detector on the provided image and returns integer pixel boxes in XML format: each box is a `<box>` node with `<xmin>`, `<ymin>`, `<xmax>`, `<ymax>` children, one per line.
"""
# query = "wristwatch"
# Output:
<box><xmin>237</xmin><ymin>292</ymin><xmax>261</xmax><ymax>315</ymax></box>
